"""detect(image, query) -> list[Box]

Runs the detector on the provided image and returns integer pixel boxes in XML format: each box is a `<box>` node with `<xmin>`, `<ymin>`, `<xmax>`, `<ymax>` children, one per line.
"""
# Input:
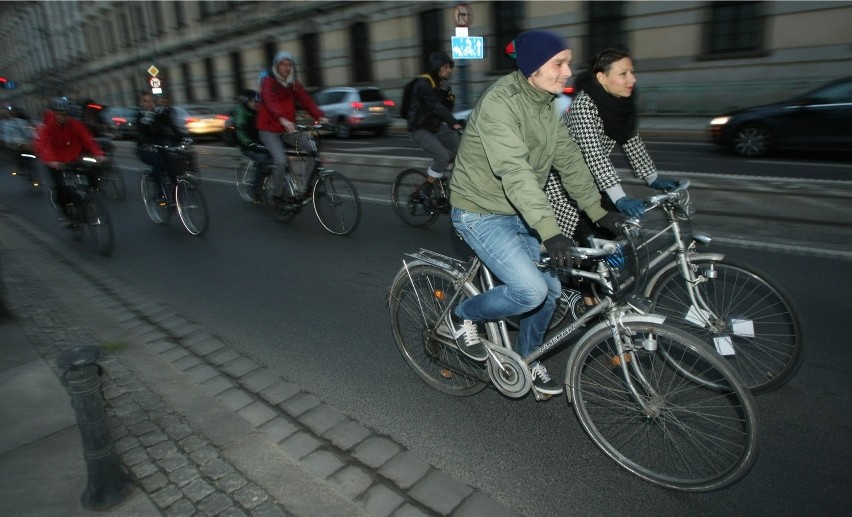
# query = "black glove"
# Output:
<box><xmin>595</xmin><ymin>212</ymin><xmax>627</xmax><ymax>238</ymax></box>
<box><xmin>543</xmin><ymin>234</ymin><xmax>577</xmax><ymax>268</ymax></box>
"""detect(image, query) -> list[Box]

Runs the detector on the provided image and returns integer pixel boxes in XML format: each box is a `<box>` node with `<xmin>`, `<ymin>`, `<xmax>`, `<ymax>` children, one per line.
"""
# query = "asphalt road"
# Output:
<box><xmin>1</xmin><ymin>149</ymin><xmax>850</xmax><ymax>516</ymax></box>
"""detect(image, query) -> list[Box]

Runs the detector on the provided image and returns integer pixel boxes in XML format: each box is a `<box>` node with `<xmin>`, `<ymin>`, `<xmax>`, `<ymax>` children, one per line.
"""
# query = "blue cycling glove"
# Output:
<box><xmin>615</xmin><ymin>197</ymin><xmax>645</xmax><ymax>219</ymax></box>
<box><xmin>649</xmin><ymin>176</ymin><xmax>677</xmax><ymax>191</ymax></box>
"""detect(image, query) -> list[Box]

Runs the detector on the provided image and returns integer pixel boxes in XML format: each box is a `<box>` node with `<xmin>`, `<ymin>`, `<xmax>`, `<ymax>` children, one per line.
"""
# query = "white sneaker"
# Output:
<box><xmin>442</xmin><ymin>312</ymin><xmax>488</xmax><ymax>361</ymax></box>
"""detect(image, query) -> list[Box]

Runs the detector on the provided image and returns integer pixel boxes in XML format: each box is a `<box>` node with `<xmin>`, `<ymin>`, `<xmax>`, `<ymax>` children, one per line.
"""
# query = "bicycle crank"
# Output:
<box><xmin>485</xmin><ymin>346</ymin><xmax>531</xmax><ymax>398</ymax></box>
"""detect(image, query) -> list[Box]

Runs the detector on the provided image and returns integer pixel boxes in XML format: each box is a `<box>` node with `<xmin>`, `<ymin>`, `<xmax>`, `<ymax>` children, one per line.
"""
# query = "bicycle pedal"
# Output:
<box><xmin>532</xmin><ymin>387</ymin><xmax>554</xmax><ymax>402</ymax></box>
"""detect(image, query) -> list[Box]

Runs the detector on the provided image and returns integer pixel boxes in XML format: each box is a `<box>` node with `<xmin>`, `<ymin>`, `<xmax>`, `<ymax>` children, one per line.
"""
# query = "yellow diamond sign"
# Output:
<box><xmin>147</xmin><ymin>65</ymin><xmax>159</xmax><ymax>77</ymax></box>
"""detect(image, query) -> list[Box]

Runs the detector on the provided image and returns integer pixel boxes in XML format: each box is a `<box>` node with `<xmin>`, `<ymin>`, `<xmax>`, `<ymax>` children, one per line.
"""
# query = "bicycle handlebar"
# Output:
<box><xmin>641</xmin><ymin>179</ymin><xmax>690</xmax><ymax>212</ymax></box>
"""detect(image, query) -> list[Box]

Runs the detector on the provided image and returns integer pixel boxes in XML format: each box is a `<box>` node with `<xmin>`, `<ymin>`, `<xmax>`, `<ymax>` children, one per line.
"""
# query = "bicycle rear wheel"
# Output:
<box><xmin>82</xmin><ymin>194</ymin><xmax>114</xmax><ymax>256</ymax></box>
<box><xmin>646</xmin><ymin>257</ymin><xmax>802</xmax><ymax>393</ymax></box>
<box><xmin>175</xmin><ymin>178</ymin><xmax>209</xmax><ymax>236</ymax></box>
<box><xmin>312</xmin><ymin>170</ymin><xmax>361</xmax><ymax>235</ymax></box>
<box><xmin>101</xmin><ymin>162</ymin><xmax>126</xmax><ymax>200</ymax></box>
<box><xmin>568</xmin><ymin>321</ymin><xmax>758</xmax><ymax>491</ymax></box>
<box><xmin>140</xmin><ymin>173</ymin><xmax>170</xmax><ymax>224</ymax></box>
<box><xmin>391</xmin><ymin>169</ymin><xmax>441</xmax><ymax>228</ymax></box>
<box><xmin>388</xmin><ymin>263</ymin><xmax>492</xmax><ymax>396</ymax></box>
<box><xmin>234</xmin><ymin>159</ymin><xmax>255</xmax><ymax>202</ymax></box>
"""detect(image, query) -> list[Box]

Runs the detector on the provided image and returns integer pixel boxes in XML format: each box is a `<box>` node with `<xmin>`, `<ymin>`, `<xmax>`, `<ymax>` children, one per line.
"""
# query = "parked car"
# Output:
<box><xmin>708</xmin><ymin>77</ymin><xmax>852</xmax><ymax>157</ymax></box>
<box><xmin>104</xmin><ymin>106</ymin><xmax>140</xmax><ymax>139</ymax></box>
<box><xmin>453</xmin><ymin>86</ymin><xmax>574</xmax><ymax>124</ymax></box>
<box><xmin>171</xmin><ymin>104</ymin><xmax>228</xmax><ymax>138</ymax></box>
<box><xmin>313</xmin><ymin>86</ymin><xmax>394</xmax><ymax>138</ymax></box>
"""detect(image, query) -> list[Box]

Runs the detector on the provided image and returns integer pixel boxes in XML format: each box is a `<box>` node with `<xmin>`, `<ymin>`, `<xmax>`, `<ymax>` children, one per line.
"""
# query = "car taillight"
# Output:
<box><xmin>563</xmin><ymin>86</ymin><xmax>575</xmax><ymax>96</ymax></box>
<box><xmin>383</xmin><ymin>100</ymin><xmax>395</xmax><ymax>107</ymax></box>
<box><xmin>350</xmin><ymin>101</ymin><xmax>364</xmax><ymax>110</ymax></box>
<box><xmin>112</xmin><ymin>117</ymin><xmax>127</xmax><ymax>124</ymax></box>
<box><xmin>215</xmin><ymin>114</ymin><xmax>228</xmax><ymax>120</ymax></box>
<box><xmin>185</xmin><ymin>117</ymin><xmax>199</xmax><ymax>123</ymax></box>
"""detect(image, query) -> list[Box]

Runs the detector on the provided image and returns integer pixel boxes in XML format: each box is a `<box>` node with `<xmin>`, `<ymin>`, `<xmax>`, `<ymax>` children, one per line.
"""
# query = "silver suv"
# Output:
<box><xmin>313</xmin><ymin>86</ymin><xmax>392</xmax><ymax>138</ymax></box>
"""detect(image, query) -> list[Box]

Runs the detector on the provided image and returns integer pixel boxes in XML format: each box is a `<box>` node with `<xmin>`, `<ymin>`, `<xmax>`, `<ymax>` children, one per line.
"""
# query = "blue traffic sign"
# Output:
<box><xmin>451</xmin><ymin>36</ymin><xmax>484</xmax><ymax>60</ymax></box>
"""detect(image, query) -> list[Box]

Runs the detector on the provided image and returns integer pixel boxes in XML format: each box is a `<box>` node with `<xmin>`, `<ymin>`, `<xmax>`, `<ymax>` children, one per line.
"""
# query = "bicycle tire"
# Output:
<box><xmin>101</xmin><ymin>162</ymin><xmax>126</xmax><ymax>200</ymax></box>
<box><xmin>312</xmin><ymin>170</ymin><xmax>361</xmax><ymax>236</ymax></box>
<box><xmin>568</xmin><ymin>321</ymin><xmax>758</xmax><ymax>491</ymax></box>
<box><xmin>388</xmin><ymin>263</ymin><xmax>494</xmax><ymax>396</ymax></box>
<box><xmin>234</xmin><ymin>159</ymin><xmax>255</xmax><ymax>202</ymax></box>
<box><xmin>140</xmin><ymin>173</ymin><xmax>170</xmax><ymax>224</ymax></box>
<box><xmin>176</xmin><ymin>178</ymin><xmax>209</xmax><ymax>236</ymax></box>
<box><xmin>646</xmin><ymin>257</ymin><xmax>802</xmax><ymax>393</ymax></box>
<box><xmin>83</xmin><ymin>194</ymin><xmax>114</xmax><ymax>256</ymax></box>
<box><xmin>391</xmin><ymin>169</ymin><xmax>441</xmax><ymax>228</ymax></box>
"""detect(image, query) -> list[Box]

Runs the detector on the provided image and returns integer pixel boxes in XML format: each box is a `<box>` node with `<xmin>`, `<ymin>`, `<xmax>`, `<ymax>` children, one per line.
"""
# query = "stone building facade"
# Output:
<box><xmin>1</xmin><ymin>1</ymin><xmax>850</xmax><ymax>117</ymax></box>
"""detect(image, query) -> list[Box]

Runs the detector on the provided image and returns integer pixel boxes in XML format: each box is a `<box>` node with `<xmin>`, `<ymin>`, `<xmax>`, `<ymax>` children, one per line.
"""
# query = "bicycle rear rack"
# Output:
<box><xmin>403</xmin><ymin>249</ymin><xmax>468</xmax><ymax>276</ymax></box>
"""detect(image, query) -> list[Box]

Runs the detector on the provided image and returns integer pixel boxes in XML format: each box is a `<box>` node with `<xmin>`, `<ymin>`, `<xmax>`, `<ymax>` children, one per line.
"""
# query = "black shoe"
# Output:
<box><xmin>530</xmin><ymin>362</ymin><xmax>563</xmax><ymax>396</ymax></box>
<box><xmin>440</xmin><ymin>312</ymin><xmax>488</xmax><ymax>361</ymax></box>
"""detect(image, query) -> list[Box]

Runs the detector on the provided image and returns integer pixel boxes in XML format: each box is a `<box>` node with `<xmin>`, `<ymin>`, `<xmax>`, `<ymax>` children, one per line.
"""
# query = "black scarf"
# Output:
<box><xmin>575</xmin><ymin>72</ymin><xmax>636</xmax><ymax>144</ymax></box>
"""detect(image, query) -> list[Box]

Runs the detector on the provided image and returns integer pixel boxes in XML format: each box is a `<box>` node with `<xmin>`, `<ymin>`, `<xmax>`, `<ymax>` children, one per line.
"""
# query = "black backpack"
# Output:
<box><xmin>400</xmin><ymin>74</ymin><xmax>436</xmax><ymax>120</ymax></box>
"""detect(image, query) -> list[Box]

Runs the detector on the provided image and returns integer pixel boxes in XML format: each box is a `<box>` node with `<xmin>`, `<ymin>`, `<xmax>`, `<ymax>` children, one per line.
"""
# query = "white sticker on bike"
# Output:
<box><xmin>714</xmin><ymin>336</ymin><xmax>736</xmax><ymax>356</ymax></box>
<box><xmin>731</xmin><ymin>318</ymin><xmax>755</xmax><ymax>337</ymax></box>
<box><xmin>684</xmin><ymin>305</ymin><xmax>712</xmax><ymax>327</ymax></box>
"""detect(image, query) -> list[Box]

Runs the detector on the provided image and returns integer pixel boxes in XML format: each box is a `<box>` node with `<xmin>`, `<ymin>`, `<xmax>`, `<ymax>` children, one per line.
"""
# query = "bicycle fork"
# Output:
<box><xmin>605</xmin><ymin>311</ymin><xmax>665</xmax><ymax>417</ymax></box>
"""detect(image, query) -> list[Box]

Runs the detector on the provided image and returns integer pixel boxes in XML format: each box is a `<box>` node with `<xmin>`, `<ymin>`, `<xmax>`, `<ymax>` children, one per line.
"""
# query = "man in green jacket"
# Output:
<box><xmin>447</xmin><ymin>29</ymin><xmax>622</xmax><ymax>398</ymax></box>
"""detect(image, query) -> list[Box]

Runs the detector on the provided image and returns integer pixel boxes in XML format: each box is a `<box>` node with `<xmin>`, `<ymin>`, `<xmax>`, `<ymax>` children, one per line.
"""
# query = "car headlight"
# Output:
<box><xmin>709</xmin><ymin>116</ymin><xmax>731</xmax><ymax>126</ymax></box>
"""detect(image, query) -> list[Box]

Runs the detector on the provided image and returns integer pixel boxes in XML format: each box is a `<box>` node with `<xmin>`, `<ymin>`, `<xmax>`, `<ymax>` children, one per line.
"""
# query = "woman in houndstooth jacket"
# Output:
<box><xmin>545</xmin><ymin>46</ymin><xmax>676</xmax><ymax>241</ymax></box>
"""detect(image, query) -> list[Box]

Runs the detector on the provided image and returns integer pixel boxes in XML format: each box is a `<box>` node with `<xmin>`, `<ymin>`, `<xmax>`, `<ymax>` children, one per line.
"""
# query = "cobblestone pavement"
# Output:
<box><xmin>1</xmin><ymin>209</ymin><xmax>519</xmax><ymax>516</ymax></box>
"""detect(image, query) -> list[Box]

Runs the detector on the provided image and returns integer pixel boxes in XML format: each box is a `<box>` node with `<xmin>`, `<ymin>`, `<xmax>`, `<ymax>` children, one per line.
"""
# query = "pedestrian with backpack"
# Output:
<box><xmin>403</xmin><ymin>51</ymin><xmax>464</xmax><ymax>204</ymax></box>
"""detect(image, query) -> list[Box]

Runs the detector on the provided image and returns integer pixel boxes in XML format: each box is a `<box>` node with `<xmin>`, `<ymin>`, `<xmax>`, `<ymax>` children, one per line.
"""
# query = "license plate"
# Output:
<box><xmin>368</xmin><ymin>106</ymin><xmax>385</xmax><ymax>113</ymax></box>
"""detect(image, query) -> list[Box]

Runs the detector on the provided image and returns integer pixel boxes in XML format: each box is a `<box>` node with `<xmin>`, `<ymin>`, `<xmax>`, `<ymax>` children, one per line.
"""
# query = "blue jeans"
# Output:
<box><xmin>451</xmin><ymin>208</ymin><xmax>562</xmax><ymax>359</ymax></box>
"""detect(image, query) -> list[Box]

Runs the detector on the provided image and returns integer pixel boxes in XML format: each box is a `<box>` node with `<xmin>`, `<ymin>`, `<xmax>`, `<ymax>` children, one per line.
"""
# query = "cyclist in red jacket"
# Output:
<box><xmin>36</xmin><ymin>97</ymin><xmax>105</xmax><ymax>222</ymax></box>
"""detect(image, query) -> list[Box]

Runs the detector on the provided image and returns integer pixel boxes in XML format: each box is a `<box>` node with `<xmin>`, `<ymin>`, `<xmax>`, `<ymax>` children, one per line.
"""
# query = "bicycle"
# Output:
<box><xmin>140</xmin><ymin>138</ymin><xmax>209</xmax><ymax>236</ymax></box>
<box><xmin>387</xmin><ymin>235</ymin><xmax>759</xmax><ymax>492</ymax></box>
<box><xmin>49</xmin><ymin>158</ymin><xmax>114</xmax><ymax>256</ymax></box>
<box><xmin>388</xmin><ymin>236</ymin><xmax>758</xmax><ymax>491</ymax></box>
<box><xmin>91</xmin><ymin>135</ymin><xmax>126</xmax><ymax>200</ymax></box>
<box><xmin>390</xmin><ymin>169</ymin><xmax>451</xmax><ymax>228</ymax></box>
<box><xmin>562</xmin><ymin>180</ymin><xmax>803</xmax><ymax>394</ymax></box>
<box><xmin>261</xmin><ymin>123</ymin><xmax>361</xmax><ymax>236</ymax></box>
<box><xmin>234</xmin><ymin>147</ymin><xmax>273</xmax><ymax>204</ymax></box>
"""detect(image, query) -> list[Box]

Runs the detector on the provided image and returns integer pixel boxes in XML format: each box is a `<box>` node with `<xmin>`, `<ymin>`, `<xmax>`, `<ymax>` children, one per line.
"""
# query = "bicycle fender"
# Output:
<box><xmin>564</xmin><ymin>314</ymin><xmax>667</xmax><ymax>404</ymax></box>
<box><xmin>643</xmin><ymin>252</ymin><xmax>726</xmax><ymax>297</ymax></box>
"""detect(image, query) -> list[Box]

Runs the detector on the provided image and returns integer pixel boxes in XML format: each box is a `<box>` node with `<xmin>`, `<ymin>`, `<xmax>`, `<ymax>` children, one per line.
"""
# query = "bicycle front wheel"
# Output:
<box><xmin>391</xmin><ymin>169</ymin><xmax>440</xmax><ymax>228</ymax></box>
<box><xmin>646</xmin><ymin>257</ymin><xmax>803</xmax><ymax>393</ymax></box>
<box><xmin>140</xmin><ymin>173</ymin><xmax>170</xmax><ymax>224</ymax></box>
<box><xmin>101</xmin><ymin>162</ymin><xmax>126</xmax><ymax>200</ymax></box>
<box><xmin>234</xmin><ymin>159</ymin><xmax>255</xmax><ymax>202</ymax></box>
<box><xmin>388</xmin><ymin>263</ymin><xmax>491</xmax><ymax>396</ymax></box>
<box><xmin>312</xmin><ymin>170</ymin><xmax>361</xmax><ymax>235</ymax></box>
<box><xmin>568</xmin><ymin>321</ymin><xmax>758</xmax><ymax>491</ymax></box>
<box><xmin>175</xmin><ymin>179</ymin><xmax>209</xmax><ymax>236</ymax></box>
<box><xmin>83</xmin><ymin>194</ymin><xmax>114</xmax><ymax>256</ymax></box>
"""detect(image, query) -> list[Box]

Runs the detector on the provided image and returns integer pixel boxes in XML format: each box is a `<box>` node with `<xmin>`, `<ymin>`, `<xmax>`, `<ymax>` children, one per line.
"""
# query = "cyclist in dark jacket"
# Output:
<box><xmin>234</xmin><ymin>89</ymin><xmax>269</xmax><ymax>202</ymax></box>
<box><xmin>136</xmin><ymin>92</ymin><xmax>185</xmax><ymax>203</ymax></box>
<box><xmin>407</xmin><ymin>51</ymin><xmax>464</xmax><ymax>203</ymax></box>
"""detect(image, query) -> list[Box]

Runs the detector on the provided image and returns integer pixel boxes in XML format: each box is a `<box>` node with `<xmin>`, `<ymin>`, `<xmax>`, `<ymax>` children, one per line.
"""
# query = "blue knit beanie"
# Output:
<box><xmin>515</xmin><ymin>30</ymin><xmax>570</xmax><ymax>78</ymax></box>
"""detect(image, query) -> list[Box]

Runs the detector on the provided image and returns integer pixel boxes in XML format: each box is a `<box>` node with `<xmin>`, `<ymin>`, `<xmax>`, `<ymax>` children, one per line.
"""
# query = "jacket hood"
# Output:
<box><xmin>272</xmin><ymin>51</ymin><xmax>297</xmax><ymax>85</ymax></box>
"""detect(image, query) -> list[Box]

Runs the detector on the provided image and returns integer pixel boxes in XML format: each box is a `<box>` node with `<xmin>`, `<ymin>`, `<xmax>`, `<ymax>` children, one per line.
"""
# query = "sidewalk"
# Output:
<box><xmin>0</xmin><ymin>212</ymin><xmax>520</xmax><ymax>516</ymax></box>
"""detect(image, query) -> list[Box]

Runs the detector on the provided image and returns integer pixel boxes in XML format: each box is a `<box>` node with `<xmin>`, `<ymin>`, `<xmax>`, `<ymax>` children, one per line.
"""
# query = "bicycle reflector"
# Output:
<box><xmin>433</xmin><ymin>290</ymin><xmax>446</xmax><ymax>301</ymax></box>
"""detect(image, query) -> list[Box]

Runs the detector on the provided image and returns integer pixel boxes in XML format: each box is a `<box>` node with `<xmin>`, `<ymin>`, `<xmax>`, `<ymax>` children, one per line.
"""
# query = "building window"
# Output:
<box><xmin>231</xmin><ymin>51</ymin><xmax>243</xmax><ymax>93</ymax></box>
<box><xmin>199</xmin><ymin>1</ymin><xmax>232</xmax><ymax>19</ymax></box>
<box><xmin>706</xmin><ymin>1</ymin><xmax>763</xmax><ymax>55</ymax></box>
<box><xmin>151</xmin><ymin>2</ymin><xmax>164</xmax><ymax>36</ymax></box>
<box><xmin>492</xmin><ymin>1</ymin><xmax>524</xmax><ymax>71</ymax></box>
<box><xmin>263</xmin><ymin>40</ymin><xmax>277</xmax><ymax>70</ymax></box>
<box><xmin>300</xmin><ymin>32</ymin><xmax>322</xmax><ymax>88</ymax></box>
<box><xmin>182</xmin><ymin>62</ymin><xmax>194</xmax><ymax>103</ymax></box>
<box><xmin>350</xmin><ymin>22</ymin><xmax>372</xmax><ymax>84</ymax></box>
<box><xmin>419</xmin><ymin>8</ymin><xmax>444</xmax><ymax>70</ymax></box>
<box><xmin>119</xmin><ymin>7</ymin><xmax>132</xmax><ymax>48</ymax></box>
<box><xmin>587</xmin><ymin>1</ymin><xmax>626</xmax><ymax>59</ymax></box>
<box><xmin>205</xmin><ymin>57</ymin><xmax>217</xmax><ymax>100</ymax></box>
<box><xmin>173</xmin><ymin>1</ymin><xmax>186</xmax><ymax>29</ymax></box>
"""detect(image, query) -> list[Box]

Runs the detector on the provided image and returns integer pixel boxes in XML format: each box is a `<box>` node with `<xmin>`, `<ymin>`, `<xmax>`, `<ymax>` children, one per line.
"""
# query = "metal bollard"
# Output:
<box><xmin>58</xmin><ymin>346</ymin><xmax>134</xmax><ymax>510</ymax></box>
